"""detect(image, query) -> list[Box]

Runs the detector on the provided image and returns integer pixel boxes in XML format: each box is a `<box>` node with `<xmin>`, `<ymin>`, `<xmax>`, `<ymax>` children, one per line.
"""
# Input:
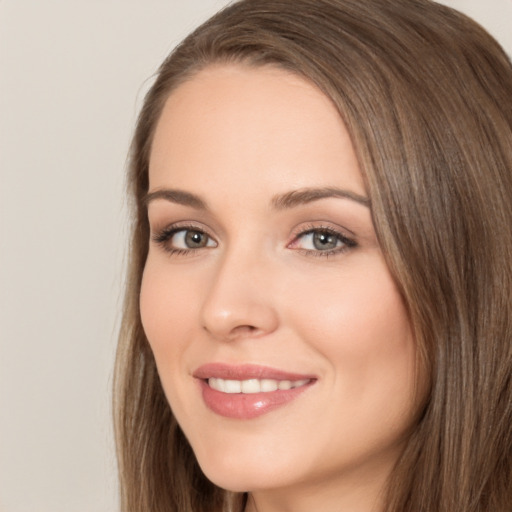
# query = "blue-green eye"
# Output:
<box><xmin>153</xmin><ymin>226</ymin><xmax>217</xmax><ymax>254</ymax></box>
<box><xmin>293</xmin><ymin>228</ymin><xmax>356</xmax><ymax>254</ymax></box>
<box><xmin>305</xmin><ymin>231</ymin><xmax>341</xmax><ymax>250</ymax></box>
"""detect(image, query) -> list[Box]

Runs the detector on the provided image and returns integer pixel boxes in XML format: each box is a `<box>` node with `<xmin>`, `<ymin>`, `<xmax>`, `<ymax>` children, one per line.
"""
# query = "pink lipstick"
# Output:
<box><xmin>193</xmin><ymin>363</ymin><xmax>316</xmax><ymax>419</ymax></box>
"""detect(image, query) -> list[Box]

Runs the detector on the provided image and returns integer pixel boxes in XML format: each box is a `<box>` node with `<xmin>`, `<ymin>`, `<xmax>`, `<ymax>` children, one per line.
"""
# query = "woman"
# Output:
<box><xmin>113</xmin><ymin>0</ymin><xmax>512</xmax><ymax>511</ymax></box>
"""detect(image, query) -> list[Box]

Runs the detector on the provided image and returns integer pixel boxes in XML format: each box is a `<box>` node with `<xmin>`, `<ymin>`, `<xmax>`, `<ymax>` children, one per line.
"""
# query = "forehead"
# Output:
<box><xmin>149</xmin><ymin>64</ymin><xmax>366</xmax><ymax>198</ymax></box>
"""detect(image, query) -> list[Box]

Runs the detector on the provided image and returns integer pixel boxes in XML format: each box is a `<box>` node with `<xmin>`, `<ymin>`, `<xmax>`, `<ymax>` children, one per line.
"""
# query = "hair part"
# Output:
<box><xmin>114</xmin><ymin>1</ymin><xmax>512</xmax><ymax>510</ymax></box>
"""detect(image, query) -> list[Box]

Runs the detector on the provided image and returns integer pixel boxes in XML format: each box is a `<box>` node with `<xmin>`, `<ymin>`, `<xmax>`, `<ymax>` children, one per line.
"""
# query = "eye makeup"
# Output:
<box><xmin>288</xmin><ymin>224</ymin><xmax>357</xmax><ymax>258</ymax></box>
<box><xmin>151</xmin><ymin>223</ymin><xmax>217</xmax><ymax>256</ymax></box>
<box><xmin>151</xmin><ymin>220</ymin><xmax>358</xmax><ymax>259</ymax></box>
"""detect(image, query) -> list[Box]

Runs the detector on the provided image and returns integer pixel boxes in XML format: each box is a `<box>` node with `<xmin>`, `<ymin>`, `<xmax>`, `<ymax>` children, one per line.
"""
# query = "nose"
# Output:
<box><xmin>199</xmin><ymin>250</ymin><xmax>279</xmax><ymax>341</ymax></box>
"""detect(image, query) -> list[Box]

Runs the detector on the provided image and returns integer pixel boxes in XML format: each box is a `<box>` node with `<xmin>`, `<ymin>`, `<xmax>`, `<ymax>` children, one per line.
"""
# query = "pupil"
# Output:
<box><xmin>313</xmin><ymin>231</ymin><xmax>337</xmax><ymax>250</ymax></box>
<box><xmin>185</xmin><ymin>230</ymin><xmax>205</xmax><ymax>248</ymax></box>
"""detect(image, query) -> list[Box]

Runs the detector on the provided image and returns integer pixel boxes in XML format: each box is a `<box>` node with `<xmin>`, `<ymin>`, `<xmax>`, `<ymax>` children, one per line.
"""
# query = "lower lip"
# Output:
<box><xmin>199</xmin><ymin>380</ymin><xmax>312</xmax><ymax>419</ymax></box>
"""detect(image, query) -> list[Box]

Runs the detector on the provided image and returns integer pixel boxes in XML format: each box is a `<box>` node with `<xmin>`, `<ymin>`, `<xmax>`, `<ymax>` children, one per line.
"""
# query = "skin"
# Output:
<box><xmin>140</xmin><ymin>64</ymin><xmax>423</xmax><ymax>512</ymax></box>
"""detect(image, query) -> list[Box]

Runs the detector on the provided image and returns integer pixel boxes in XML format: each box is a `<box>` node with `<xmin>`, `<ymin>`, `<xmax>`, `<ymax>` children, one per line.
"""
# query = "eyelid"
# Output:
<box><xmin>151</xmin><ymin>221</ymin><xmax>218</xmax><ymax>254</ymax></box>
<box><xmin>288</xmin><ymin>223</ymin><xmax>357</xmax><ymax>256</ymax></box>
<box><xmin>150</xmin><ymin>220</ymin><xmax>357</xmax><ymax>258</ymax></box>
<box><xmin>151</xmin><ymin>220</ymin><xmax>211</xmax><ymax>239</ymax></box>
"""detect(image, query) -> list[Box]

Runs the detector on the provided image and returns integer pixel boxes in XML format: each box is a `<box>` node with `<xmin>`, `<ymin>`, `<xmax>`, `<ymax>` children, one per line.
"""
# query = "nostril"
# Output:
<box><xmin>230</xmin><ymin>325</ymin><xmax>258</xmax><ymax>336</ymax></box>
<box><xmin>200</xmin><ymin>295</ymin><xmax>279</xmax><ymax>341</ymax></box>
<box><xmin>202</xmin><ymin>323</ymin><xmax>258</xmax><ymax>339</ymax></box>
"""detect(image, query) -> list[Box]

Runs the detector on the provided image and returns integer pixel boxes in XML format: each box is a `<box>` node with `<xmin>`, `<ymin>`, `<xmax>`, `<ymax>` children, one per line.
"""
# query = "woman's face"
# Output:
<box><xmin>141</xmin><ymin>64</ymin><xmax>422</xmax><ymax>506</ymax></box>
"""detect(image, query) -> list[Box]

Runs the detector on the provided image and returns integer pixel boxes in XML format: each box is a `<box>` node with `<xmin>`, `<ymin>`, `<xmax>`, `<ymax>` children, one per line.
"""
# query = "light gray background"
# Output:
<box><xmin>0</xmin><ymin>1</ymin><xmax>510</xmax><ymax>511</ymax></box>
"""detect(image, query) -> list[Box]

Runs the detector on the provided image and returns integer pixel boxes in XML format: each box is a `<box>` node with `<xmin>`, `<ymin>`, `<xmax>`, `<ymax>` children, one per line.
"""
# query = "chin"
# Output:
<box><xmin>194</xmin><ymin>446</ymin><xmax>294</xmax><ymax>493</ymax></box>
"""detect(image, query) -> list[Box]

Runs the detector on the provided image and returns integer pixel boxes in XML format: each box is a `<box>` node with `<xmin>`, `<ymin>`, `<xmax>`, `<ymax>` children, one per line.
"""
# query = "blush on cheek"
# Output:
<box><xmin>287</xmin><ymin>258</ymin><xmax>416</xmax><ymax>402</ymax></box>
<box><xmin>139</xmin><ymin>265</ymin><xmax>174</xmax><ymax>352</ymax></box>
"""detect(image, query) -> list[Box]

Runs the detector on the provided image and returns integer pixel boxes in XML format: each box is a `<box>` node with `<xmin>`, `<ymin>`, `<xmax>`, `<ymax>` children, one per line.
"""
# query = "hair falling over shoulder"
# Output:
<box><xmin>113</xmin><ymin>0</ymin><xmax>512</xmax><ymax>510</ymax></box>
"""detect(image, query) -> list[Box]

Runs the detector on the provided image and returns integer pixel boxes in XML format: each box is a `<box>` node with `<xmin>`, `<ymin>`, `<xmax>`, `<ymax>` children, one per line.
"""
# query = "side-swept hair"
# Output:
<box><xmin>114</xmin><ymin>1</ymin><xmax>512</xmax><ymax>510</ymax></box>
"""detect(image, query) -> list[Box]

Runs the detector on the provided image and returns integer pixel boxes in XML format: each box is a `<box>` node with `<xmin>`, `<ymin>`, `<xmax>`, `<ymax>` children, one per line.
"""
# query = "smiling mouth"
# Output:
<box><xmin>207</xmin><ymin>377</ymin><xmax>312</xmax><ymax>394</ymax></box>
<box><xmin>194</xmin><ymin>364</ymin><xmax>316</xmax><ymax>419</ymax></box>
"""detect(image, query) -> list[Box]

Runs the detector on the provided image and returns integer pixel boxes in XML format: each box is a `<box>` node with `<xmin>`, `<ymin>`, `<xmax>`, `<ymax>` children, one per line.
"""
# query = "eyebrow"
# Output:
<box><xmin>271</xmin><ymin>187</ymin><xmax>371</xmax><ymax>209</ymax></box>
<box><xmin>145</xmin><ymin>189</ymin><xmax>208</xmax><ymax>210</ymax></box>
<box><xmin>144</xmin><ymin>186</ymin><xmax>371</xmax><ymax>210</ymax></box>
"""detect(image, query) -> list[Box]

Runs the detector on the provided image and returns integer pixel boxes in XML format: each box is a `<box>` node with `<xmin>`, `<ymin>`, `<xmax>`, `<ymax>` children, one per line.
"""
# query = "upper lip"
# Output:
<box><xmin>193</xmin><ymin>363</ymin><xmax>316</xmax><ymax>381</ymax></box>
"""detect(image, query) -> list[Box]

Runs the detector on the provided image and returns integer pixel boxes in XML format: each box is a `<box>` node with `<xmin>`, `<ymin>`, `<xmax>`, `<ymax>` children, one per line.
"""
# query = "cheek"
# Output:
<box><xmin>283</xmin><ymin>254</ymin><xmax>417</xmax><ymax>408</ymax></box>
<box><xmin>287</xmin><ymin>255</ymin><xmax>411</xmax><ymax>347</ymax></box>
<box><xmin>139</xmin><ymin>258</ymin><xmax>205</xmax><ymax>424</ymax></box>
<box><xmin>139</xmin><ymin>258</ymin><xmax>197</xmax><ymax>364</ymax></box>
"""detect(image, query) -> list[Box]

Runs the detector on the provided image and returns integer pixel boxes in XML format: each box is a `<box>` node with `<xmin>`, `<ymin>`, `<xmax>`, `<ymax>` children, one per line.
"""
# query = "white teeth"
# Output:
<box><xmin>278</xmin><ymin>380</ymin><xmax>292</xmax><ymax>390</ymax></box>
<box><xmin>208</xmin><ymin>377</ymin><xmax>310</xmax><ymax>394</ymax></box>
<box><xmin>261</xmin><ymin>379</ymin><xmax>278</xmax><ymax>392</ymax></box>
<box><xmin>241</xmin><ymin>379</ymin><xmax>260</xmax><ymax>393</ymax></box>
<box><xmin>209</xmin><ymin>377</ymin><xmax>225</xmax><ymax>392</ymax></box>
<box><xmin>224</xmin><ymin>379</ymin><xmax>242</xmax><ymax>393</ymax></box>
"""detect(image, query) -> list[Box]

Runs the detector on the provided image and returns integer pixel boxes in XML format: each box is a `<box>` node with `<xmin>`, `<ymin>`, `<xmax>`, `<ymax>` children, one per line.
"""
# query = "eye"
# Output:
<box><xmin>301</xmin><ymin>231</ymin><xmax>341</xmax><ymax>251</ymax></box>
<box><xmin>152</xmin><ymin>226</ymin><xmax>217</xmax><ymax>254</ymax></box>
<box><xmin>172</xmin><ymin>229</ymin><xmax>215</xmax><ymax>249</ymax></box>
<box><xmin>290</xmin><ymin>227</ymin><xmax>356</xmax><ymax>256</ymax></box>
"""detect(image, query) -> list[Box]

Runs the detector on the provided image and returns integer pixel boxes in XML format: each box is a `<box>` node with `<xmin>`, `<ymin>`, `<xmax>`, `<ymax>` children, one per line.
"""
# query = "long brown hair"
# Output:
<box><xmin>113</xmin><ymin>1</ymin><xmax>512</xmax><ymax>510</ymax></box>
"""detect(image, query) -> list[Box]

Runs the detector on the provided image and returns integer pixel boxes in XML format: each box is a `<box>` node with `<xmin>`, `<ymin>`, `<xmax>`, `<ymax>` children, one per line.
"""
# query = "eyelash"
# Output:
<box><xmin>151</xmin><ymin>223</ymin><xmax>212</xmax><ymax>257</ymax></box>
<box><xmin>290</xmin><ymin>224</ymin><xmax>357</xmax><ymax>258</ymax></box>
<box><xmin>151</xmin><ymin>223</ymin><xmax>357</xmax><ymax>258</ymax></box>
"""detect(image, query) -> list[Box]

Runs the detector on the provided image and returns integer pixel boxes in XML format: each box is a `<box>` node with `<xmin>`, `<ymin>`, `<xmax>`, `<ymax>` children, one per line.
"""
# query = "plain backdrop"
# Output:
<box><xmin>0</xmin><ymin>1</ymin><xmax>511</xmax><ymax>511</ymax></box>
